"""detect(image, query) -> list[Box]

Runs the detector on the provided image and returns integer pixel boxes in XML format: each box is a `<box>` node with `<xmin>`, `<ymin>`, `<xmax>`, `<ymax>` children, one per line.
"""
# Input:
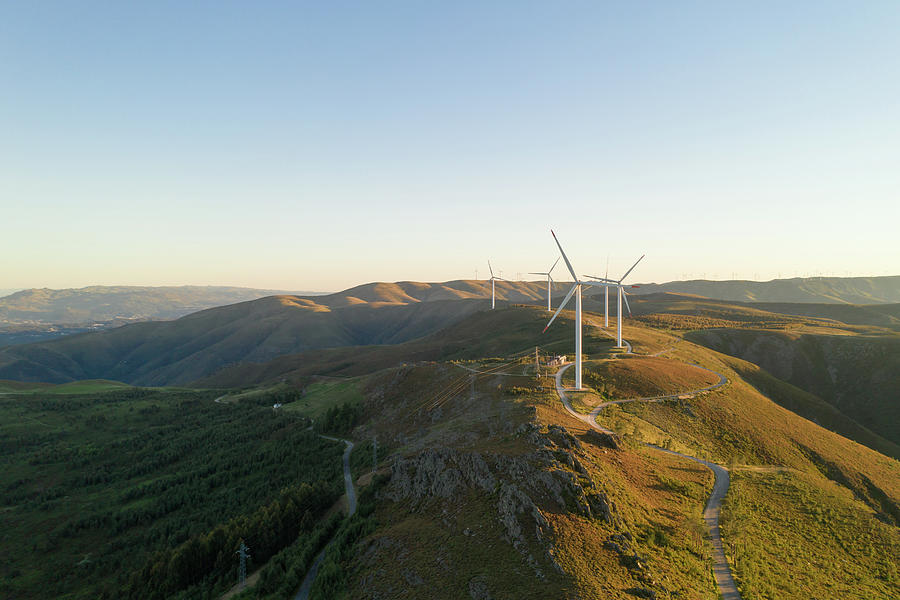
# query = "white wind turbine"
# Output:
<box><xmin>488</xmin><ymin>261</ymin><xmax>506</xmax><ymax>309</ymax></box>
<box><xmin>542</xmin><ymin>231</ymin><xmax>586</xmax><ymax>390</ymax></box>
<box><xmin>587</xmin><ymin>255</ymin><xmax>644</xmax><ymax>348</ymax></box>
<box><xmin>528</xmin><ymin>257</ymin><xmax>560</xmax><ymax>312</ymax></box>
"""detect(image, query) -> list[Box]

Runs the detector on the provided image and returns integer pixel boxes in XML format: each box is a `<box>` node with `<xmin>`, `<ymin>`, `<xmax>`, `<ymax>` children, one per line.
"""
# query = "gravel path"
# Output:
<box><xmin>554</xmin><ymin>362</ymin><xmax>741</xmax><ymax>600</ymax></box>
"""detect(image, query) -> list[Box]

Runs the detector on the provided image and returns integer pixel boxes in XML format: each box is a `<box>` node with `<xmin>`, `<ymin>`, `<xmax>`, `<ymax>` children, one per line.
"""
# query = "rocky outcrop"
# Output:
<box><xmin>584</xmin><ymin>428</ymin><xmax>621</xmax><ymax>450</ymax></box>
<box><xmin>386</xmin><ymin>448</ymin><xmax>495</xmax><ymax>503</ymax></box>
<box><xmin>384</xmin><ymin>422</ymin><xmax>618</xmax><ymax>581</ymax></box>
<box><xmin>468</xmin><ymin>575</ymin><xmax>493</xmax><ymax>600</ymax></box>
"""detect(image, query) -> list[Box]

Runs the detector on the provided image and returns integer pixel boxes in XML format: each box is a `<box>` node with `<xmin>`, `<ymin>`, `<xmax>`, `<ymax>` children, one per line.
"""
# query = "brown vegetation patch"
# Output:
<box><xmin>584</xmin><ymin>357</ymin><xmax>721</xmax><ymax>400</ymax></box>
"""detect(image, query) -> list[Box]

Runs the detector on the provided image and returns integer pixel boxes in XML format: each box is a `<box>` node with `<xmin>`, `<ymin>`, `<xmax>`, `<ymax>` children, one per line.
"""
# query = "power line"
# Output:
<box><xmin>236</xmin><ymin>540</ymin><xmax>250</xmax><ymax>588</ymax></box>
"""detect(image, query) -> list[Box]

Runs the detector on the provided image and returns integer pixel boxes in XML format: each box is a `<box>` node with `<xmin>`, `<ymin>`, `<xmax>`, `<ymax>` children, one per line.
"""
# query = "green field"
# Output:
<box><xmin>283</xmin><ymin>379</ymin><xmax>364</xmax><ymax>418</ymax></box>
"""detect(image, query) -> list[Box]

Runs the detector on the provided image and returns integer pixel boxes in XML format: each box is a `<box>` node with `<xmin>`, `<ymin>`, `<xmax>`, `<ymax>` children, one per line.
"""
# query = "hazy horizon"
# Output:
<box><xmin>3</xmin><ymin>272</ymin><xmax>900</xmax><ymax>301</ymax></box>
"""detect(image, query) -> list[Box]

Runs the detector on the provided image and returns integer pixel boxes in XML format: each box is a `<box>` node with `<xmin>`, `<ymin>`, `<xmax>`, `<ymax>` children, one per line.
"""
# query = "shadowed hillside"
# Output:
<box><xmin>630</xmin><ymin>275</ymin><xmax>900</xmax><ymax>304</ymax></box>
<box><xmin>622</xmin><ymin>292</ymin><xmax>900</xmax><ymax>332</ymax></box>
<box><xmin>0</xmin><ymin>281</ymin><xmax>567</xmax><ymax>386</ymax></box>
<box><xmin>687</xmin><ymin>328</ymin><xmax>900</xmax><ymax>448</ymax></box>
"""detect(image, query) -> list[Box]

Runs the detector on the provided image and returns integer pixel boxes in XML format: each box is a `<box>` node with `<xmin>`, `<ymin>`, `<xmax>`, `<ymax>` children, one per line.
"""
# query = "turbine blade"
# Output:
<box><xmin>549</xmin><ymin>257</ymin><xmax>560</xmax><ymax>274</ymax></box>
<box><xmin>605</xmin><ymin>255</ymin><xmax>609</xmax><ymax>280</ymax></box>
<box><xmin>583</xmin><ymin>280</ymin><xmax>609</xmax><ymax>289</ymax></box>
<box><xmin>619</xmin><ymin>254</ymin><xmax>645</xmax><ymax>283</ymax></box>
<box><xmin>527</xmin><ymin>272</ymin><xmax>546</xmax><ymax>275</ymax></box>
<box><xmin>585</xmin><ymin>275</ymin><xmax>615</xmax><ymax>282</ymax></box>
<box><xmin>622</xmin><ymin>289</ymin><xmax>633</xmax><ymax>316</ymax></box>
<box><xmin>551</xmin><ymin>230</ymin><xmax>579</xmax><ymax>282</ymax></box>
<box><xmin>488</xmin><ymin>261</ymin><xmax>494</xmax><ymax>278</ymax></box>
<box><xmin>543</xmin><ymin>284</ymin><xmax>577</xmax><ymax>333</ymax></box>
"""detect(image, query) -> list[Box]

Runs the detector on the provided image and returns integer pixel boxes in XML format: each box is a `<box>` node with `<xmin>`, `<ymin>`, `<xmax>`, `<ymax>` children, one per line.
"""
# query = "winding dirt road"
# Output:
<box><xmin>554</xmin><ymin>362</ymin><xmax>742</xmax><ymax>600</ymax></box>
<box><xmin>294</xmin><ymin>436</ymin><xmax>356</xmax><ymax>600</ymax></box>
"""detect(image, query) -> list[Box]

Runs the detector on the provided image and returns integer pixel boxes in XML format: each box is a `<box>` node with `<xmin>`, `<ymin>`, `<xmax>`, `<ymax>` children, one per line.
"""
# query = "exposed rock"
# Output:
<box><xmin>402</xmin><ymin>568</ymin><xmax>424</xmax><ymax>586</ymax></box>
<box><xmin>468</xmin><ymin>575</ymin><xmax>493</xmax><ymax>600</ymax></box>
<box><xmin>548</xmin><ymin>424</ymin><xmax>583</xmax><ymax>451</ymax></box>
<box><xmin>605</xmin><ymin>533</ymin><xmax>631</xmax><ymax>554</ymax></box>
<box><xmin>626</xmin><ymin>587</ymin><xmax>657</xmax><ymax>599</ymax></box>
<box><xmin>584</xmin><ymin>429</ymin><xmax>621</xmax><ymax>450</ymax></box>
<box><xmin>386</xmin><ymin>448</ymin><xmax>495</xmax><ymax>502</ymax></box>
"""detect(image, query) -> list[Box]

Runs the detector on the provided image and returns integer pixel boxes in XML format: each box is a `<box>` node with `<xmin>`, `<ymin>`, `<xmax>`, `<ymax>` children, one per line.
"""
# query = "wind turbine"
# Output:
<box><xmin>587</xmin><ymin>255</ymin><xmax>644</xmax><ymax>348</ymax></box>
<box><xmin>542</xmin><ymin>231</ymin><xmax>585</xmax><ymax>390</ymax></box>
<box><xmin>488</xmin><ymin>261</ymin><xmax>505</xmax><ymax>309</ymax></box>
<box><xmin>528</xmin><ymin>257</ymin><xmax>560</xmax><ymax>311</ymax></box>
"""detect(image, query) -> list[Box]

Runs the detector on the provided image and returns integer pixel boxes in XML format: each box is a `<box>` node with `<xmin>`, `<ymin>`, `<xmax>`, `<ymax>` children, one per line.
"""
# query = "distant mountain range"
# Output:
<box><xmin>0</xmin><ymin>281</ymin><xmax>551</xmax><ymax>385</ymax></box>
<box><xmin>1</xmin><ymin>276</ymin><xmax>896</xmax><ymax>331</ymax></box>
<box><xmin>0</xmin><ymin>285</ymin><xmax>322</xmax><ymax>325</ymax></box>
<box><xmin>631</xmin><ymin>275</ymin><xmax>900</xmax><ymax>304</ymax></box>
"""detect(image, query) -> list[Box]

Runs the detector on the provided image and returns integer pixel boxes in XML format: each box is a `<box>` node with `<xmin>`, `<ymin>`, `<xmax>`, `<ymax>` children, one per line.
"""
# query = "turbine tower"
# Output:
<box><xmin>587</xmin><ymin>255</ymin><xmax>644</xmax><ymax>348</ymax></box>
<box><xmin>488</xmin><ymin>261</ymin><xmax>505</xmax><ymax>309</ymax></box>
<box><xmin>604</xmin><ymin>256</ymin><xmax>609</xmax><ymax>327</ymax></box>
<box><xmin>528</xmin><ymin>257</ymin><xmax>560</xmax><ymax>311</ymax></box>
<box><xmin>542</xmin><ymin>231</ymin><xmax>585</xmax><ymax>390</ymax></box>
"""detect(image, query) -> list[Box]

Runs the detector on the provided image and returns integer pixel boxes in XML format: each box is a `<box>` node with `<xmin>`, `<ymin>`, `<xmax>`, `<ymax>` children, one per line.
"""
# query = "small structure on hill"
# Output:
<box><xmin>546</xmin><ymin>355</ymin><xmax>567</xmax><ymax>367</ymax></box>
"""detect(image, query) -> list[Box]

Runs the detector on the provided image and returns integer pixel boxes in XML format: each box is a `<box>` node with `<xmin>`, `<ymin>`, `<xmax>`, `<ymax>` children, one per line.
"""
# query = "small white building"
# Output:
<box><xmin>546</xmin><ymin>355</ymin><xmax>567</xmax><ymax>367</ymax></box>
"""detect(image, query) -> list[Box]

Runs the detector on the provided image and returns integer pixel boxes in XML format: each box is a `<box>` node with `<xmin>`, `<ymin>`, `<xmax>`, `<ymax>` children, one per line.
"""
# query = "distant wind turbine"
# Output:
<box><xmin>488</xmin><ymin>261</ymin><xmax>505</xmax><ymax>310</ymax></box>
<box><xmin>587</xmin><ymin>254</ymin><xmax>644</xmax><ymax>348</ymax></box>
<box><xmin>528</xmin><ymin>257</ymin><xmax>560</xmax><ymax>311</ymax></box>
<box><xmin>542</xmin><ymin>231</ymin><xmax>585</xmax><ymax>390</ymax></box>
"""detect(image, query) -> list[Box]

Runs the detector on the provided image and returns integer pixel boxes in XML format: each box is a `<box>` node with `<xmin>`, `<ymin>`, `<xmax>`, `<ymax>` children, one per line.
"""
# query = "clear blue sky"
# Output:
<box><xmin>2</xmin><ymin>1</ymin><xmax>898</xmax><ymax>291</ymax></box>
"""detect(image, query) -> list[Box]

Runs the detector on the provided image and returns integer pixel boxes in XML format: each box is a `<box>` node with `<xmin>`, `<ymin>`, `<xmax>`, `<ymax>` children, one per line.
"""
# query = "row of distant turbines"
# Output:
<box><xmin>487</xmin><ymin>230</ymin><xmax>644</xmax><ymax>391</ymax></box>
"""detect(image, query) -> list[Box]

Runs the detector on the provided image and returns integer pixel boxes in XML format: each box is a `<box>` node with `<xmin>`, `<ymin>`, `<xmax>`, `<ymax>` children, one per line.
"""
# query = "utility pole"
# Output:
<box><xmin>535</xmin><ymin>346</ymin><xmax>540</xmax><ymax>377</ymax></box>
<box><xmin>236</xmin><ymin>540</ymin><xmax>250</xmax><ymax>588</ymax></box>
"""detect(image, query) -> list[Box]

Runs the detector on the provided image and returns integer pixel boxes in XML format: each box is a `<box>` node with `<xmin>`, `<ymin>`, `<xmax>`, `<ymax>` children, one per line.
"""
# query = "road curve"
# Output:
<box><xmin>554</xmin><ymin>364</ymin><xmax>741</xmax><ymax>600</ymax></box>
<box><xmin>587</xmin><ymin>363</ymin><xmax>727</xmax><ymax>423</ymax></box>
<box><xmin>294</xmin><ymin>436</ymin><xmax>356</xmax><ymax>600</ymax></box>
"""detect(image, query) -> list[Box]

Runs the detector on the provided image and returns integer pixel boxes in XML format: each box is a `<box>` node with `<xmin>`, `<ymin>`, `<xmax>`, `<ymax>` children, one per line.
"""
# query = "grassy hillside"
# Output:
<box><xmin>310</xmin><ymin>362</ymin><xmax>721</xmax><ymax>599</ymax></box>
<box><xmin>194</xmin><ymin>305</ymin><xmax>612</xmax><ymax>388</ymax></box>
<box><xmin>631</xmin><ymin>275</ymin><xmax>900</xmax><ymax>304</ymax></box>
<box><xmin>0</xmin><ymin>385</ymin><xmax>344</xmax><ymax>599</ymax></box>
<box><xmin>208</xmin><ymin>307</ymin><xmax>898</xmax><ymax>599</ymax></box>
<box><xmin>0</xmin><ymin>298</ymin><xmax>497</xmax><ymax>385</ymax></box>
<box><xmin>252</xmin><ymin>314</ymin><xmax>897</xmax><ymax>599</ymax></box>
<box><xmin>582</xmin><ymin>356</ymin><xmax>721</xmax><ymax>400</ymax></box>
<box><xmin>0</xmin><ymin>278</ymin><xmax>581</xmax><ymax>386</ymax></box>
<box><xmin>687</xmin><ymin>328</ymin><xmax>900</xmax><ymax>447</ymax></box>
